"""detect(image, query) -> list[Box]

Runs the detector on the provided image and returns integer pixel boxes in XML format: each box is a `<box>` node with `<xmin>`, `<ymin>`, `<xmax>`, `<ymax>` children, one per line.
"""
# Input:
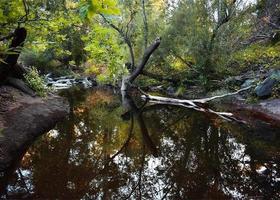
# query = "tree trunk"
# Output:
<box><xmin>121</xmin><ymin>76</ymin><xmax>130</xmax><ymax>91</ymax></box>
<box><xmin>0</xmin><ymin>27</ymin><xmax>35</xmax><ymax>96</ymax></box>
<box><xmin>0</xmin><ymin>27</ymin><xmax>27</xmax><ymax>81</ymax></box>
<box><xmin>121</xmin><ymin>38</ymin><xmax>161</xmax><ymax>91</ymax></box>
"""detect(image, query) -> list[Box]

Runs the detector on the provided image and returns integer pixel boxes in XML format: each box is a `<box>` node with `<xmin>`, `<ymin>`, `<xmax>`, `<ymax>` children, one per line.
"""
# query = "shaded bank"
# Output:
<box><xmin>217</xmin><ymin>98</ymin><xmax>280</xmax><ymax>127</ymax></box>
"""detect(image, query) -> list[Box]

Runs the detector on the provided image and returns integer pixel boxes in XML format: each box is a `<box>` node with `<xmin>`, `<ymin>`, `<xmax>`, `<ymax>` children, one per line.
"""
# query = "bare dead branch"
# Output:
<box><xmin>18</xmin><ymin>0</ymin><xmax>30</xmax><ymax>26</ymax></box>
<box><xmin>191</xmin><ymin>85</ymin><xmax>253</xmax><ymax>104</ymax></box>
<box><xmin>138</xmin><ymin>85</ymin><xmax>253</xmax><ymax>121</ymax></box>
<box><xmin>128</xmin><ymin>37</ymin><xmax>161</xmax><ymax>82</ymax></box>
<box><xmin>125</xmin><ymin>10</ymin><xmax>136</xmax><ymax>39</ymax></box>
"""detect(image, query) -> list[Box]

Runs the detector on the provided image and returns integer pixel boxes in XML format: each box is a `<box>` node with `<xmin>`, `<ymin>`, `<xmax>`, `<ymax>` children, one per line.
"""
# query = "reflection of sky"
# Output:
<box><xmin>47</xmin><ymin>129</ymin><xmax>59</xmax><ymax>138</ymax></box>
<box><xmin>7</xmin><ymin>168</ymin><xmax>34</xmax><ymax>194</ymax></box>
<box><xmin>224</xmin><ymin>136</ymin><xmax>250</xmax><ymax>199</ymax></box>
<box><xmin>109</xmin><ymin>130</ymin><xmax>279</xmax><ymax>199</ymax></box>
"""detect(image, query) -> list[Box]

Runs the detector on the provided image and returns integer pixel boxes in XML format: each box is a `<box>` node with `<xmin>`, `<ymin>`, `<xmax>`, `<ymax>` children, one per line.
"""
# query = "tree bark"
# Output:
<box><xmin>129</xmin><ymin>38</ymin><xmax>160</xmax><ymax>82</ymax></box>
<box><xmin>0</xmin><ymin>27</ymin><xmax>27</xmax><ymax>81</ymax></box>
<box><xmin>0</xmin><ymin>27</ymin><xmax>35</xmax><ymax>95</ymax></box>
<box><xmin>121</xmin><ymin>38</ymin><xmax>161</xmax><ymax>91</ymax></box>
<box><xmin>141</xmin><ymin>0</ymin><xmax>148</xmax><ymax>49</ymax></box>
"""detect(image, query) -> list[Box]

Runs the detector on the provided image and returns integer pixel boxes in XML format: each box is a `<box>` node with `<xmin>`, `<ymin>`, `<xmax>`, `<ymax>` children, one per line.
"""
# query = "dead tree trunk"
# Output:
<box><xmin>121</xmin><ymin>38</ymin><xmax>161</xmax><ymax>91</ymax></box>
<box><xmin>136</xmin><ymin>85</ymin><xmax>253</xmax><ymax>121</ymax></box>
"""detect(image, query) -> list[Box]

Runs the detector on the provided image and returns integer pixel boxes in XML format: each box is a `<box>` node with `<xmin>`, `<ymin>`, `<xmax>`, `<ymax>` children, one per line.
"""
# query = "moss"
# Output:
<box><xmin>271</xmin><ymin>82</ymin><xmax>280</xmax><ymax>98</ymax></box>
<box><xmin>175</xmin><ymin>85</ymin><xmax>186</xmax><ymax>96</ymax></box>
<box><xmin>230</xmin><ymin>42</ymin><xmax>280</xmax><ymax>73</ymax></box>
<box><xmin>245</xmin><ymin>95</ymin><xmax>259</xmax><ymax>104</ymax></box>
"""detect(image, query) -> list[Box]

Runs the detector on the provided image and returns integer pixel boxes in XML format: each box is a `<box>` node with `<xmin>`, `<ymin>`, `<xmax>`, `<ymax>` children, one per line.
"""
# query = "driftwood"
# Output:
<box><xmin>191</xmin><ymin>86</ymin><xmax>253</xmax><ymax>103</ymax></box>
<box><xmin>141</xmin><ymin>85</ymin><xmax>252</xmax><ymax>104</ymax></box>
<box><xmin>138</xmin><ymin>86</ymin><xmax>253</xmax><ymax>121</ymax></box>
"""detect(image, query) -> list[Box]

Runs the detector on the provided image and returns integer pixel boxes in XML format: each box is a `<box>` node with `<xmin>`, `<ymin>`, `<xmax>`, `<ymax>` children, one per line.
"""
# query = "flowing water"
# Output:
<box><xmin>1</xmin><ymin>87</ymin><xmax>280</xmax><ymax>199</ymax></box>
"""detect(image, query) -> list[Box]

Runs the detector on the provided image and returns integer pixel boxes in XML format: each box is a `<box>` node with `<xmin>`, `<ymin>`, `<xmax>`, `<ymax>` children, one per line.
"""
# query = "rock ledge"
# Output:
<box><xmin>0</xmin><ymin>86</ymin><xmax>69</xmax><ymax>171</ymax></box>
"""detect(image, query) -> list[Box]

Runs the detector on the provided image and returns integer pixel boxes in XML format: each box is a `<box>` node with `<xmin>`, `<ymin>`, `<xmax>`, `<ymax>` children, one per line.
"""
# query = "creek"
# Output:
<box><xmin>1</xmin><ymin>87</ymin><xmax>279</xmax><ymax>199</ymax></box>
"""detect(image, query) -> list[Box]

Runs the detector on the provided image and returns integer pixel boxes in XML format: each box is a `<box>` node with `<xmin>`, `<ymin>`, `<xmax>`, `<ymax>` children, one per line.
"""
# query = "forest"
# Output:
<box><xmin>0</xmin><ymin>0</ymin><xmax>280</xmax><ymax>199</ymax></box>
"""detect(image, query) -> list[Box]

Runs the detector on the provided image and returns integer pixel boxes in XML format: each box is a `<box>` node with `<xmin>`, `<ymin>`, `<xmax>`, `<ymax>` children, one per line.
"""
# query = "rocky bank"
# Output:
<box><xmin>0</xmin><ymin>86</ymin><xmax>69</xmax><ymax>171</ymax></box>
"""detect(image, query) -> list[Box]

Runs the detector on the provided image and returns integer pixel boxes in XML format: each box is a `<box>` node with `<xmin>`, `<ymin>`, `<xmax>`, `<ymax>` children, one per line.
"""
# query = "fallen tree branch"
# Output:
<box><xmin>148</xmin><ymin>100</ymin><xmax>235</xmax><ymax>121</ymax></box>
<box><xmin>128</xmin><ymin>38</ymin><xmax>161</xmax><ymax>83</ymax></box>
<box><xmin>141</xmin><ymin>85</ymin><xmax>252</xmax><ymax>105</ymax></box>
<box><xmin>191</xmin><ymin>85</ymin><xmax>253</xmax><ymax>104</ymax></box>
<box><xmin>142</xmin><ymin>92</ymin><xmax>197</xmax><ymax>107</ymax></box>
<box><xmin>136</xmin><ymin>85</ymin><xmax>253</xmax><ymax>122</ymax></box>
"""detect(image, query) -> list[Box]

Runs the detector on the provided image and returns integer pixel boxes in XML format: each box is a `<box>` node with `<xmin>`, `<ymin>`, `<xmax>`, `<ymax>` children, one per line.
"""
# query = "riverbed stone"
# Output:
<box><xmin>167</xmin><ymin>86</ymin><xmax>176</xmax><ymax>95</ymax></box>
<box><xmin>241</xmin><ymin>79</ymin><xmax>257</xmax><ymax>88</ymax></box>
<box><xmin>255</xmin><ymin>69</ymin><xmax>280</xmax><ymax>98</ymax></box>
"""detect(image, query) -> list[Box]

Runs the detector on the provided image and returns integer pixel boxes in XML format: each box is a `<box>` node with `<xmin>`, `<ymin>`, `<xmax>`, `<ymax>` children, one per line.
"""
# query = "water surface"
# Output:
<box><xmin>2</xmin><ymin>87</ymin><xmax>280</xmax><ymax>199</ymax></box>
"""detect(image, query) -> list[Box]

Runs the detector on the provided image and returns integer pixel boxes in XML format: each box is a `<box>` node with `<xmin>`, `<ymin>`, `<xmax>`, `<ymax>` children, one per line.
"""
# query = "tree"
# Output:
<box><xmin>0</xmin><ymin>0</ymin><xmax>34</xmax><ymax>94</ymax></box>
<box><xmin>156</xmin><ymin>0</ymin><xmax>255</xmax><ymax>86</ymax></box>
<box><xmin>0</xmin><ymin>0</ymin><xmax>88</xmax><ymax>92</ymax></box>
<box><xmin>83</xmin><ymin>0</ymin><xmax>162</xmax><ymax>90</ymax></box>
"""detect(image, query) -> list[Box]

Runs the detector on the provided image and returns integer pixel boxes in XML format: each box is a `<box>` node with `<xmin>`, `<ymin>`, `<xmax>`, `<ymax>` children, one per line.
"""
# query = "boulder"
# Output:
<box><xmin>0</xmin><ymin>86</ymin><xmax>69</xmax><ymax>171</ymax></box>
<box><xmin>255</xmin><ymin>79</ymin><xmax>277</xmax><ymax>97</ymax></box>
<box><xmin>255</xmin><ymin>69</ymin><xmax>280</xmax><ymax>98</ymax></box>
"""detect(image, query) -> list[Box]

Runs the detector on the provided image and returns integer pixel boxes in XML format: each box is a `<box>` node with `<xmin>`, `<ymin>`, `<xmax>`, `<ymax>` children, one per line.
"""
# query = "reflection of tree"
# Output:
<box><xmin>120</xmin><ymin>91</ymin><xmax>161</xmax><ymax>199</ymax></box>
<box><xmin>121</xmin><ymin>91</ymin><xmax>158</xmax><ymax>157</ymax></box>
<box><xmin>3</xmin><ymin>88</ymin><xmax>280</xmax><ymax>199</ymax></box>
<box><xmin>148</xmin><ymin>115</ymin><xmax>280</xmax><ymax>199</ymax></box>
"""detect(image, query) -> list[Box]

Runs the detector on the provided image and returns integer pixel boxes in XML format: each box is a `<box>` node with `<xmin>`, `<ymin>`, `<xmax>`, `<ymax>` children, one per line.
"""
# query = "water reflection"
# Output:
<box><xmin>1</xmin><ymin>87</ymin><xmax>280</xmax><ymax>199</ymax></box>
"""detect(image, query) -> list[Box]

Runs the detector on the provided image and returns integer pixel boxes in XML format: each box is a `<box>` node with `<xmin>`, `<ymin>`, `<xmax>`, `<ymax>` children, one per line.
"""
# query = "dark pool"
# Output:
<box><xmin>1</xmin><ymin>87</ymin><xmax>280</xmax><ymax>199</ymax></box>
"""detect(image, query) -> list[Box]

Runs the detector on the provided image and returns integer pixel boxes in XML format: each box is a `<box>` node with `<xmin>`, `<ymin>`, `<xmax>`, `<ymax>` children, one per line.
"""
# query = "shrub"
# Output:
<box><xmin>24</xmin><ymin>67</ymin><xmax>48</xmax><ymax>97</ymax></box>
<box><xmin>20</xmin><ymin>49</ymin><xmax>52</xmax><ymax>71</ymax></box>
<box><xmin>231</xmin><ymin>42</ymin><xmax>280</xmax><ymax>72</ymax></box>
